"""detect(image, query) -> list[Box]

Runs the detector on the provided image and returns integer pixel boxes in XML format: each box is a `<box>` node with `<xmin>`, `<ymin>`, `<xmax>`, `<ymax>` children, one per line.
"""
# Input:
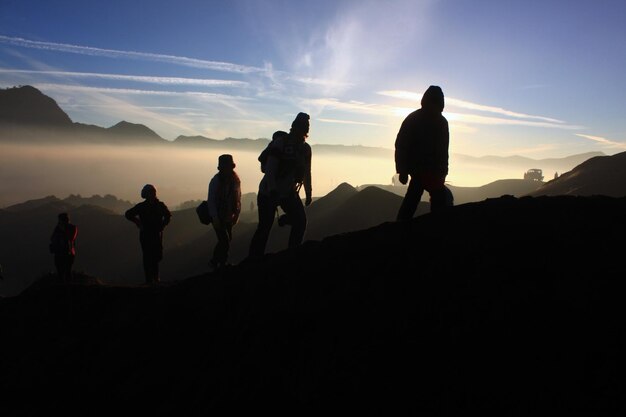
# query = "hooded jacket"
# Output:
<box><xmin>394</xmin><ymin>86</ymin><xmax>449</xmax><ymax>178</ymax></box>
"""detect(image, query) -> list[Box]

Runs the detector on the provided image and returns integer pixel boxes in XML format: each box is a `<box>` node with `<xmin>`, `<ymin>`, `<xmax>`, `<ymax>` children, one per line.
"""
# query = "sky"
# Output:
<box><xmin>1</xmin><ymin>0</ymin><xmax>626</xmax><ymax>159</ymax></box>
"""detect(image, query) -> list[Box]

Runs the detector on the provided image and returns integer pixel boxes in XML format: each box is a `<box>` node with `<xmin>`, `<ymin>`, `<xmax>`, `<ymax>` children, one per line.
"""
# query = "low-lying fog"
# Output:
<box><xmin>0</xmin><ymin>143</ymin><xmax>400</xmax><ymax>208</ymax></box>
<box><xmin>0</xmin><ymin>141</ymin><xmax>562</xmax><ymax>208</ymax></box>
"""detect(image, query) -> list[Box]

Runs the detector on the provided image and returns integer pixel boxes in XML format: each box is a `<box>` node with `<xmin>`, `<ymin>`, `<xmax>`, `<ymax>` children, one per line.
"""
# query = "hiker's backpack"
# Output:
<box><xmin>258</xmin><ymin>132</ymin><xmax>306</xmax><ymax>183</ymax></box>
<box><xmin>196</xmin><ymin>200</ymin><xmax>212</xmax><ymax>225</ymax></box>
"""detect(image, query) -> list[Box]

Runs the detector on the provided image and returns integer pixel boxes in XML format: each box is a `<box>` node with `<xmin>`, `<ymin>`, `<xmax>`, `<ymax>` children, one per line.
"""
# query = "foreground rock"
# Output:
<box><xmin>1</xmin><ymin>195</ymin><xmax>625</xmax><ymax>415</ymax></box>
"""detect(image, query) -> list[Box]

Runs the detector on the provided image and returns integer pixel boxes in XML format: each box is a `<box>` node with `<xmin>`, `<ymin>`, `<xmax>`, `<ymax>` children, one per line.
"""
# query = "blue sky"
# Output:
<box><xmin>1</xmin><ymin>0</ymin><xmax>625</xmax><ymax>158</ymax></box>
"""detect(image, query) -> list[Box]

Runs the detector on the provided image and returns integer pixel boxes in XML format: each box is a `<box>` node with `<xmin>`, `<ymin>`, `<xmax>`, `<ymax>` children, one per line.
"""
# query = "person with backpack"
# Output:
<box><xmin>395</xmin><ymin>85</ymin><xmax>450</xmax><ymax>220</ymax></box>
<box><xmin>207</xmin><ymin>154</ymin><xmax>241</xmax><ymax>270</ymax></box>
<box><xmin>49</xmin><ymin>212</ymin><xmax>78</xmax><ymax>282</ymax></box>
<box><xmin>125</xmin><ymin>184</ymin><xmax>172</xmax><ymax>284</ymax></box>
<box><xmin>248</xmin><ymin>112</ymin><xmax>313</xmax><ymax>258</ymax></box>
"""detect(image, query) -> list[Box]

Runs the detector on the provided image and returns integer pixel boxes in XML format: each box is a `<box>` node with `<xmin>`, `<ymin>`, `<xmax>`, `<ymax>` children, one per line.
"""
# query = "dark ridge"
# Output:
<box><xmin>106</xmin><ymin>120</ymin><xmax>164</xmax><ymax>141</ymax></box>
<box><xmin>0</xmin><ymin>85</ymin><xmax>73</xmax><ymax>127</ymax></box>
<box><xmin>530</xmin><ymin>150</ymin><xmax>626</xmax><ymax>197</ymax></box>
<box><xmin>1</xmin><ymin>195</ymin><xmax>624</xmax><ymax>415</ymax></box>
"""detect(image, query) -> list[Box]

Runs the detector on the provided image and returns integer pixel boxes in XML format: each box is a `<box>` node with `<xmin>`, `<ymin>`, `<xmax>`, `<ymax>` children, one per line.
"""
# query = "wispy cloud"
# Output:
<box><xmin>0</xmin><ymin>35</ymin><xmax>263</xmax><ymax>74</ymax></box>
<box><xmin>280</xmin><ymin>1</ymin><xmax>431</xmax><ymax>96</ymax></box>
<box><xmin>317</xmin><ymin>117</ymin><xmax>385</xmax><ymax>127</ymax></box>
<box><xmin>378</xmin><ymin>90</ymin><xmax>565</xmax><ymax>123</ymax></box>
<box><xmin>304</xmin><ymin>98</ymin><xmax>394</xmax><ymax>116</ymax></box>
<box><xmin>576</xmin><ymin>134</ymin><xmax>626</xmax><ymax>149</ymax></box>
<box><xmin>446</xmin><ymin>112</ymin><xmax>582</xmax><ymax>130</ymax></box>
<box><xmin>46</xmin><ymin>85</ymin><xmax>203</xmax><ymax>136</ymax></box>
<box><xmin>446</xmin><ymin>98</ymin><xmax>564</xmax><ymax>124</ymax></box>
<box><xmin>285</xmin><ymin>75</ymin><xmax>352</xmax><ymax>88</ymax></box>
<box><xmin>304</xmin><ymin>97</ymin><xmax>581</xmax><ymax>130</ymax></box>
<box><xmin>15</xmin><ymin>82</ymin><xmax>258</xmax><ymax>137</ymax></box>
<box><xmin>0</xmin><ymin>35</ymin><xmax>343</xmax><ymax>88</ymax></box>
<box><xmin>33</xmin><ymin>83</ymin><xmax>252</xmax><ymax>102</ymax></box>
<box><xmin>0</xmin><ymin>68</ymin><xmax>248</xmax><ymax>87</ymax></box>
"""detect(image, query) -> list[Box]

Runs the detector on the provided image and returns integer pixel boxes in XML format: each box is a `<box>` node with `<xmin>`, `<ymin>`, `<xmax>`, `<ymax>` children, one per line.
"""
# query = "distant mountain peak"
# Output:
<box><xmin>331</xmin><ymin>182</ymin><xmax>357</xmax><ymax>194</ymax></box>
<box><xmin>107</xmin><ymin>120</ymin><xmax>163</xmax><ymax>141</ymax></box>
<box><xmin>0</xmin><ymin>85</ymin><xmax>73</xmax><ymax>127</ymax></box>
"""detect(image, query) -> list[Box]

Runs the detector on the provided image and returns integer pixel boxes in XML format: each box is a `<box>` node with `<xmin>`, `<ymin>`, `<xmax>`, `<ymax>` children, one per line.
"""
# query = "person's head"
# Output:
<box><xmin>272</xmin><ymin>130</ymin><xmax>288</xmax><ymax>141</ymax></box>
<box><xmin>58</xmin><ymin>212</ymin><xmax>70</xmax><ymax>225</ymax></box>
<box><xmin>141</xmin><ymin>184</ymin><xmax>157</xmax><ymax>200</ymax></box>
<box><xmin>289</xmin><ymin>112</ymin><xmax>310</xmax><ymax>138</ymax></box>
<box><xmin>421</xmin><ymin>85</ymin><xmax>444</xmax><ymax>113</ymax></box>
<box><xmin>217</xmin><ymin>154</ymin><xmax>236</xmax><ymax>172</ymax></box>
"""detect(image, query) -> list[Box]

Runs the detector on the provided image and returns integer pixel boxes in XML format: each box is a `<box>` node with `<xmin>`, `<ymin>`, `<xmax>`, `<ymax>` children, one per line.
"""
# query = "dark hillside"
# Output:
<box><xmin>530</xmin><ymin>151</ymin><xmax>626</xmax><ymax>197</ymax></box>
<box><xmin>0</xmin><ymin>85</ymin><xmax>73</xmax><ymax>127</ymax></box>
<box><xmin>1</xmin><ymin>195</ymin><xmax>625</xmax><ymax>415</ymax></box>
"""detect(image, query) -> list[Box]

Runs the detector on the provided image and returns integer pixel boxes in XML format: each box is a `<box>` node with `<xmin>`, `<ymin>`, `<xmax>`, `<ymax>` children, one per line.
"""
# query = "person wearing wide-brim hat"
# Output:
<box><xmin>207</xmin><ymin>154</ymin><xmax>241</xmax><ymax>270</ymax></box>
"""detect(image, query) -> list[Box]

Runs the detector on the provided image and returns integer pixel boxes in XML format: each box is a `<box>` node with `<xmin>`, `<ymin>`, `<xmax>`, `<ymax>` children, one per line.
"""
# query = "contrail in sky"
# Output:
<box><xmin>0</xmin><ymin>35</ymin><xmax>263</xmax><ymax>74</ymax></box>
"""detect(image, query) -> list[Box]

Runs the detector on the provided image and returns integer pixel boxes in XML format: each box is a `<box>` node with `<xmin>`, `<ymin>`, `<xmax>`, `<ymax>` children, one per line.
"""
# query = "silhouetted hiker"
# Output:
<box><xmin>125</xmin><ymin>184</ymin><xmax>172</xmax><ymax>284</ymax></box>
<box><xmin>49</xmin><ymin>212</ymin><xmax>78</xmax><ymax>282</ymax></box>
<box><xmin>207</xmin><ymin>154</ymin><xmax>241</xmax><ymax>270</ymax></box>
<box><xmin>395</xmin><ymin>85</ymin><xmax>449</xmax><ymax>220</ymax></box>
<box><xmin>248</xmin><ymin>113</ymin><xmax>313</xmax><ymax>258</ymax></box>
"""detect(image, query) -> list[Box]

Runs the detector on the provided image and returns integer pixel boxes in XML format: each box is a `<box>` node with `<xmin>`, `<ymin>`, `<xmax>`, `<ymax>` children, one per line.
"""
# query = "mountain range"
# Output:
<box><xmin>0</xmin><ymin>183</ymin><xmax>427</xmax><ymax>297</ymax></box>
<box><xmin>3</xmin><ymin>137</ymin><xmax>626</xmax><ymax>298</ymax></box>
<box><xmin>0</xmin><ymin>85</ymin><xmax>606</xmax><ymax>167</ymax></box>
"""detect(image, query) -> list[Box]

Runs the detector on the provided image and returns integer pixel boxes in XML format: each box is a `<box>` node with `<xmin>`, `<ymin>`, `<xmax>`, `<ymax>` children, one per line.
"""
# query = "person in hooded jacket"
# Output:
<box><xmin>395</xmin><ymin>85</ymin><xmax>450</xmax><ymax>220</ymax></box>
<box><xmin>248</xmin><ymin>112</ymin><xmax>312</xmax><ymax>258</ymax></box>
<box><xmin>125</xmin><ymin>184</ymin><xmax>172</xmax><ymax>284</ymax></box>
<box><xmin>207</xmin><ymin>154</ymin><xmax>241</xmax><ymax>270</ymax></box>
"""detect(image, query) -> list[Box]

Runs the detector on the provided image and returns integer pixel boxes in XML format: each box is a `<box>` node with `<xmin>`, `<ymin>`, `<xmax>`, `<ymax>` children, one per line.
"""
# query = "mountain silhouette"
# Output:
<box><xmin>529</xmin><ymin>151</ymin><xmax>626</xmax><ymax>197</ymax></box>
<box><xmin>306</xmin><ymin>185</ymin><xmax>423</xmax><ymax>240</ymax></box>
<box><xmin>362</xmin><ymin>178</ymin><xmax>545</xmax><ymax>204</ymax></box>
<box><xmin>174</xmin><ymin>135</ymin><xmax>270</xmax><ymax>151</ymax></box>
<box><xmin>0</xmin><ymin>194</ymin><xmax>625</xmax><ymax>415</ymax></box>
<box><xmin>453</xmin><ymin>151</ymin><xmax>605</xmax><ymax>174</ymax></box>
<box><xmin>5</xmin><ymin>193</ymin><xmax>133</xmax><ymax>214</ymax></box>
<box><xmin>105</xmin><ymin>120</ymin><xmax>164</xmax><ymax>142</ymax></box>
<box><xmin>0</xmin><ymin>85</ymin><xmax>73</xmax><ymax>127</ymax></box>
<box><xmin>2</xmin><ymin>136</ymin><xmax>622</xmax><ymax>298</ymax></box>
<box><xmin>0</xmin><ymin>184</ymin><xmax>416</xmax><ymax>296</ymax></box>
<box><xmin>305</xmin><ymin>182</ymin><xmax>358</xmax><ymax>216</ymax></box>
<box><xmin>0</xmin><ymin>85</ymin><xmax>606</xmax><ymax>179</ymax></box>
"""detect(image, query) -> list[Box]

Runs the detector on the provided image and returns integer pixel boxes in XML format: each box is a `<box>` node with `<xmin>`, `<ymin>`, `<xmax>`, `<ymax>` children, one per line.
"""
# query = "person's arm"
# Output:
<box><xmin>68</xmin><ymin>224</ymin><xmax>78</xmax><ymax>242</ymax></box>
<box><xmin>441</xmin><ymin>118</ymin><xmax>450</xmax><ymax>177</ymax></box>
<box><xmin>394</xmin><ymin>117</ymin><xmax>412</xmax><ymax>184</ymax></box>
<box><xmin>433</xmin><ymin>117</ymin><xmax>449</xmax><ymax>179</ymax></box>
<box><xmin>303</xmin><ymin>143</ymin><xmax>312</xmax><ymax>205</ymax></box>
<box><xmin>125</xmin><ymin>204</ymin><xmax>141</xmax><ymax>228</ymax></box>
